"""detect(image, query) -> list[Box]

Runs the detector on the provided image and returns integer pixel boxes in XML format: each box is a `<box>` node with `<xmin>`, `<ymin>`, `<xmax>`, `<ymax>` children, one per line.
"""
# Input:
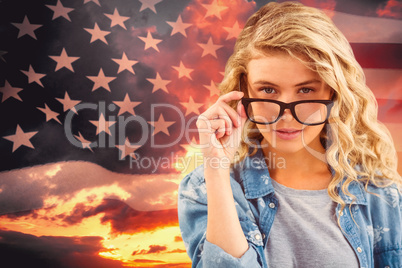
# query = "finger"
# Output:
<box><xmin>211</xmin><ymin>119</ymin><xmax>227</xmax><ymax>140</ymax></box>
<box><xmin>217</xmin><ymin>114</ymin><xmax>233</xmax><ymax>137</ymax></box>
<box><xmin>219</xmin><ymin>102</ymin><xmax>241</xmax><ymax>128</ymax></box>
<box><xmin>196</xmin><ymin>116</ymin><xmax>217</xmax><ymax>148</ymax></box>
<box><xmin>196</xmin><ymin>116</ymin><xmax>227</xmax><ymax>137</ymax></box>
<box><xmin>199</xmin><ymin>91</ymin><xmax>243</xmax><ymax>135</ymax></box>
<box><xmin>204</xmin><ymin>99</ymin><xmax>241</xmax><ymax>125</ymax></box>
<box><xmin>217</xmin><ymin>91</ymin><xmax>244</xmax><ymax>103</ymax></box>
<box><xmin>201</xmin><ymin>102</ymin><xmax>239</xmax><ymax>130</ymax></box>
<box><xmin>209</xmin><ymin>109</ymin><xmax>234</xmax><ymax>137</ymax></box>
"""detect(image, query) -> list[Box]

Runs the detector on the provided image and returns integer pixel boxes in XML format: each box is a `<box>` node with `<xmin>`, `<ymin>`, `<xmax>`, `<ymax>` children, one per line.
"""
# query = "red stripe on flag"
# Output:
<box><xmin>377</xmin><ymin>98</ymin><xmax>402</xmax><ymax>123</ymax></box>
<box><xmin>351</xmin><ymin>43</ymin><xmax>402</xmax><ymax>69</ymax></box>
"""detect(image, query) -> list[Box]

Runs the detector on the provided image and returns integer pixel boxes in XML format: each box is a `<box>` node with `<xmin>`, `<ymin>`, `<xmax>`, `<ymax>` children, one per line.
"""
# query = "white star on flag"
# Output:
<box><xmin>89</xmin><ymin>114</ymin><xmax>116</xmax><ymax>135</ymax></box>
<box><xmin>11</xmin><ymin>16</ymin><xmax>42</xmax><ymax>39</ymax></box>
<box><xmin>147</xmin><ymin>72</ymin><xmax>171</xmax><ymax>93</ymax></box>
<box><xmin>148</xmin><ymin>114</ymin><xmax>175</xmax><ymax>136</ymax></box>
<box><xmin>0</xmin><ymin>81</ymin><xmax>23</xmax><ymax>102</ymax></box>
<box><xmin>55</xmin><ymin>92</ymin><xmax>82</xmax><ymax>114</ymax></box>
<box><xmin>204</xmin><ymin>80</ymin><xmax>220</xmax><ymax>97</ymax></box>
<box><xmin>0</xmin><ymin>51</ymin><xmax>7</xmax><ymax>62</ymax></box>
<box><xmin>3</xmin><ymin>125</ymin><xmax>38</xmax><ymax>153</ymax></box>
<box><xmin>138</xmin><ymin>31</ymin><xmax>162</xmax><ymax>52</ymax></box>
<box><xmin>138</xmin><ymin>0</ymin><xmax>163</xmax><ymax>13</ymax></box>
<box><xmin>112</xmin><ymin>53</ymin><xmax>138</xmax><ymax>74</ymax></box>
<box><xmin>83</xmin><ymin>0</ymin><xmax>100</xmax><ymax>6</ymax></box>
<box><xmin>115</xmin><ymin>137</ymin><xmax>141</xmax><ymax>160</ymax></box>
<box><xmin>20</xmin><ymin>65</ymin><xmax>46</xmax><ymax>87</ymax></box>
<box><xmin>74</xmin><ymin>132</ymin><xmax>94</xmax><ymax>152</ymax></box>
<box><xmin>113</xmin><ymin>94</ymin><xmax>141</xmax><ymax>116</ymax></box>
<box><xmin>172</xmin><ymin>61</ymin><xmax>194</xmax><ymax>80</ymax></box>
<box><xmin>223</xmin><ymin>21</ymin><xmax>242</xmax><ymax>40</ymax></box>
<box><xmin>84</xmin><ymin>23</ymin><xmax>111</xmax><ymax>44</ymax></box>
<box><xmin>86</xmin><ymin>68</ymin><xmax>116</xmax><ymax>92</ymax></box>
<box><xmin>105</xmin><ymin>8</ymin><xmax>130</xmax><ymax>30</ymax></box>
<box><xmin>202</xmin><ymin>0</ymin><xmax>228</xmax><ymax>20</ymax></box>
<box><xmin>197</xmin><ymin>37</ymin><xmax>223</xmax><ymax>58</ymax></box>
<box><xmin>49</xmin><ymin>48</ymin><xmax>79</xmax><ymax>72</ymax></box>
<box><xmin>46</xmin><ymin>0</ymin><xmax>74</xmax><ymax>22</ymax></box>
<box><xmin>37</xmin><ymin>104</ymin><xmax>62</xmax><ymax>124</ymax></box>
<box><xmin>166</xmin><ymin>15</ymin><xmax>192</xmax><ymax>37</ymax></box>
<box><xmin>180</xmin><ymin>96</ymin><xmax>204</xmax><ymax>116</ymax></box>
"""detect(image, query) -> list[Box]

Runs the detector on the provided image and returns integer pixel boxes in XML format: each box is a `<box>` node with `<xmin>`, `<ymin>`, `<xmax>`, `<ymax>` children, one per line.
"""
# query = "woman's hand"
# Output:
<box><xmin>196</xmin><ymin>91</ymin><xmax>250</xmax><ymax>257</ymax></box>
<box><xmin>196</xmin><ymin>91</ymin><xmax>247</xmax><ymax>168</ymax></box>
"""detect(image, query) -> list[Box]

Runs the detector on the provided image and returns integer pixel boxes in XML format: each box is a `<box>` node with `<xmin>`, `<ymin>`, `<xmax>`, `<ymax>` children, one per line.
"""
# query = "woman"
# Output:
<box><xmin>178</xmin><ymin>2</ymin><xmax>402</xmax><ymax>267</ymax></box>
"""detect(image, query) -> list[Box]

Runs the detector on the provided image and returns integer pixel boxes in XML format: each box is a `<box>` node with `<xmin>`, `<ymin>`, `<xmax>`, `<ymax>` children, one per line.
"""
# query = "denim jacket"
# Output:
<box><xmin>178</xmin><ymin>148</ymin><xmax>402</xmax><ymax>268</ymax></box>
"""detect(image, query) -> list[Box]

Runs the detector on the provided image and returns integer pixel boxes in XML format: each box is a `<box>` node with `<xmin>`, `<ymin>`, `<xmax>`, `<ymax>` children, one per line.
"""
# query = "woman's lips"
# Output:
<box><xmin>274</xmin><ymin>128</ymin><xmax>302</xmax><ymax>140</ymax></box>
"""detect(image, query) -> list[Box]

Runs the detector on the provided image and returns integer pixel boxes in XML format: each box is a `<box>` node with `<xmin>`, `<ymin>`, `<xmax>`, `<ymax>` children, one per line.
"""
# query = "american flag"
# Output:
<box><xmin>0</xmin><ymin>0</ymin><xmax>401</xmax><ymax>267</ymax></box>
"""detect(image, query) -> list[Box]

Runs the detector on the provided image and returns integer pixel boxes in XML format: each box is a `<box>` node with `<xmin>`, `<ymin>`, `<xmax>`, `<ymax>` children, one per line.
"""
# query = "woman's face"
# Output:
<box><xmin>246</xmin><ymin>52</ymin><xmax>333</xmax><ymax>154</ymax></box>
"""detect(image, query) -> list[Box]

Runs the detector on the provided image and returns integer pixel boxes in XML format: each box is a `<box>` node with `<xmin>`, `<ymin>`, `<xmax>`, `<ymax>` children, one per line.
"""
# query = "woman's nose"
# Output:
<box><xmin>279</xmin><ymin>108</ymin><xmax>294</xmax><ymax>122</ymax></box>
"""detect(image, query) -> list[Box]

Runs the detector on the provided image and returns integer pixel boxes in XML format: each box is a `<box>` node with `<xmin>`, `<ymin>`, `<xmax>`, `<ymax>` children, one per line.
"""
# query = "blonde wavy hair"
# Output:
<box><xmin>220</xmin><ymin>1</ymin><xmax>401</xmax><ymax>210</ymax></box>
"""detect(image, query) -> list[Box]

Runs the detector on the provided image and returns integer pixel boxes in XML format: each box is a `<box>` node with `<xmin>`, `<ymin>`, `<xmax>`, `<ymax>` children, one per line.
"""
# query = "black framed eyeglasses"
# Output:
<box><xmin>241</xmin><ymin>98</ymin><xmax>334</xmax><ymax>126</ymax></box>
<box><xmin>238</xmin><ymin>74</ymin><xmax>334</xmax><ymax>126</ymax></box>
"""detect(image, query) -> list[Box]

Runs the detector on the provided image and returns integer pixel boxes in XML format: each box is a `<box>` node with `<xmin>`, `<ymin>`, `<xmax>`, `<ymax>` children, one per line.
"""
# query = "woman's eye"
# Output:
<box><xmin>262</xmin><ymin>88</ymin><xmax>276</xmax><ymax>94</ymax></box>
<box><xmin>299</xmin><ymin>88</ymin><xmax>313</xmax><ymax>93</ymax></box>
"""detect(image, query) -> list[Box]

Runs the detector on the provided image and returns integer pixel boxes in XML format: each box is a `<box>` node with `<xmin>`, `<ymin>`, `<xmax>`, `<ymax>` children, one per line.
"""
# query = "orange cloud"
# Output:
<box><xmin>168</xmin><ymin>248</ymin><xmax>187</xmax><ymax>253</ymax></box>
<box><xmin>174</xmin><ymin>235</ymin><xmax>183</xmax><ymax>242</ymax></box>
<box><xmin>133</xmin><ymin>259</ymin><xmax>165</xmax><ymax>263</ymax></box>
<box><xmin>131</xmin><ymin>259</ymin><xmax>189</xmax><ymax>268</ymax></box>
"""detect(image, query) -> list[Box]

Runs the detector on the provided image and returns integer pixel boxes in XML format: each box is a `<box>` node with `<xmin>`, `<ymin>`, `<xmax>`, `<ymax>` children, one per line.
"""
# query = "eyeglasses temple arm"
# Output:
<box><xmin>238</xmin><ymin>73</ymin><xmax>243</xmax><ymax>92</ymax></box>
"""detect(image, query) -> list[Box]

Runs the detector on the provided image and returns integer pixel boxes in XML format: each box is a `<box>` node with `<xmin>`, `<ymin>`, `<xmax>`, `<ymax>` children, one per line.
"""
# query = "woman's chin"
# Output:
<box><xmin>263</xmin><ymin>137</ymin><xmax>324</xmax><ymax>156</ymax></box>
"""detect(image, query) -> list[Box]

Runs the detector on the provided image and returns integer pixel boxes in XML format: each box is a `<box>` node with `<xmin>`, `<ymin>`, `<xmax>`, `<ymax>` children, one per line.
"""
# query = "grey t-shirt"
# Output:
<box><xmin>265</xmin><ymin>179</ymin><xmax>359</xmax><ymax>267</ymax></box>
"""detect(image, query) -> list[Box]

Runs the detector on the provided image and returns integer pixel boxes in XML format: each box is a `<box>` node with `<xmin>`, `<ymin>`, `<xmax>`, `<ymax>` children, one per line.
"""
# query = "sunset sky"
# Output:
<box><xmin>0</xmin><ymin>0</ymin><xmax>401</xmax><ymax>267</ymax></box>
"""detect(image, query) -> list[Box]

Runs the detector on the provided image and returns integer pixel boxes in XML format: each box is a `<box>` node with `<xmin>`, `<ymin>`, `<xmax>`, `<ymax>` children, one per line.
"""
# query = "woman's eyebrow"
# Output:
<box><xmin>251</xmin><ymin>80</ymin><xmax>279</xmax><ymax>87</ymax></box>
<box><xmin>251</xmin><ymin>79</ymin><xmax>321</xmax><ymax>87</ymax></box>
<box><xmin>294</xmin><ymin>79</ymin><xmax>321</xmax><ymax>86</ymax></box>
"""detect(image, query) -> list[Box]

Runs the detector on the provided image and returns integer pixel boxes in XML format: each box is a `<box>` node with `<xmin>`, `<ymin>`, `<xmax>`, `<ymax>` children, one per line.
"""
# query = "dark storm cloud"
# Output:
<box><xmin>132</xmin><ymin>244</ymin><xmax>168</xmax><ymax>255</ymax></box>
<box><xmin>275</xmin><ymin>0</ymin><xmax>401</xmax><ymax>19</ymax></box>
<box><xmin>58</xmin><ymin>199</ymin><xmax>178</xmax><ymax>234</ymax></box>
<box><xmin>0</xmin><ymin>229</ymin><xmax>124</xmax><ymax>268</ymax></box>
<box><xmin>0</xmin><ymin>161</ymin><xmax>180</xmax><ymax>215</ymax></box>
<box><xmin>334</xmin><ymin>0</ymin><xmax>396</xmax><ymax>17</ymax></box>
<box><xmin>92</xmin><ymin>199</ymin><xmax>179</xmax><ymax>233</ymax></box>
<box><xmin>147</xmin><ymin>245</ymin><xmax>168</xmax><ymax>254</ymax></box>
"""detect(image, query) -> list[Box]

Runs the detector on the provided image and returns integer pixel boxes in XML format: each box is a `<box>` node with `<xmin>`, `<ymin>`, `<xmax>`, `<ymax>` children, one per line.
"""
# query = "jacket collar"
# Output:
<box><xmin>235</xmin><ymin>145</ymin><xmax>368</xmax><ymax>205</ymax></box>
<box><xmin>236</xmin><ymin>147</ymin><xmax>275</xmax><ymax>199</ymax></box>
<box><xmin>336</xmin><ymin>177</ymin><xmax>368</xmax><ymax>205</ymax></box>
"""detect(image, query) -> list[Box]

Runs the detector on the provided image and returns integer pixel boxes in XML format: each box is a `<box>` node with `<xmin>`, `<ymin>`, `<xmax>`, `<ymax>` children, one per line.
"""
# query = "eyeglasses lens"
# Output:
<box><xmin>247</xmin><ymin>101</ymin><xmax>280</xmax><ymax>124</ymax></box>
<box><xmin>295</xmin><ymin>102</ymin><xmax>328</xmax><ymax>124</ymax></box>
